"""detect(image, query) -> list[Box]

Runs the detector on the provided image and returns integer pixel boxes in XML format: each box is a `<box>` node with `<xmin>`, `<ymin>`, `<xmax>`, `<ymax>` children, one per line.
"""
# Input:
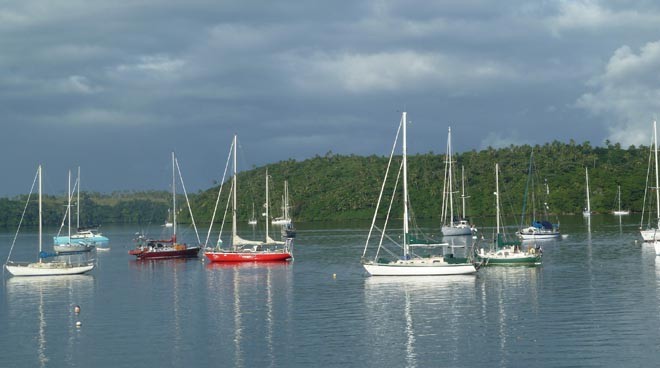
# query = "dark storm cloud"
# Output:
<box><xmin>1</xmin><ymin>0</ymin><xmax>660</xmax><ymax>195</ymax></box>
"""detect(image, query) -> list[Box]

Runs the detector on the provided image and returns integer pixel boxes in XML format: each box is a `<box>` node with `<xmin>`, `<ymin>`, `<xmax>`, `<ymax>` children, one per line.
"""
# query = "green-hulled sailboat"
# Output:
<box><xmin>476</xmin><ymin>163</ymin><xmax>542</xmax><ymax>266</ymax></box>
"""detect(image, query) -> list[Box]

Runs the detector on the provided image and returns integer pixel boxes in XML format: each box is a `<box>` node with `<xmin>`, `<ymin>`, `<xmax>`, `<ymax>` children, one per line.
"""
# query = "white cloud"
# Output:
<box><xmin>0</xmin><ymin>10</ymin><xmax>29</xmax><ymax>27</ymax></box>
<box><xmin>54</xmin><ymin>108</ymin><xmax>153</xmax><ymax>126</ymax></box>
<box><xmin>547</xmin><ymin>0</ymin><xmax>660</xmax><ymax>35</ymax></box>
<box><xmin>59</xmin><ymin>75</ymin><xmax>100</xmax><ymax>94</ymax></box>
<box><xmin>286</xmin><ymin>51</ymin><xmax>518</xmax><ymax>94</ymax></box>
<box><xmin>116</xmin><ymin>55</ymin><xmax>186</xmax><ymax>74</ymax></box>
<box><xmin>577</xmin><ymin>40</ymin><xmax>660</xmax><ymax>146</ymax></box>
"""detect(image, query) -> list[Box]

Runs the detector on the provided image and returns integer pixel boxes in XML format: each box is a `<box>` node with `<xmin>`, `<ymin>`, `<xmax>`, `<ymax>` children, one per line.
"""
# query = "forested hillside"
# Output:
<box><xmin>0</xmin><ymin>191</ymin><xmax>171</xmax><ymax>229</ymax></box>
<box><xmin>189</xmin><ymin>140</ymin><xmax>650</xmax><ymax>223</ymax></box>
<box><xmin>0</xmin><ymin>140</ymin><xmax>652</xmax><ymax>227</ymax></box>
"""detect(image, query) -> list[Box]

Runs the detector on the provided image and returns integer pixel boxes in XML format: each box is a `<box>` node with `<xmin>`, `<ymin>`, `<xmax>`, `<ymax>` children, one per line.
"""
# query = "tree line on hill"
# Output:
<box><xmin>0</xmin><ymin>140</ymin><xmax>654</xmax><ymax>228</ymax></box>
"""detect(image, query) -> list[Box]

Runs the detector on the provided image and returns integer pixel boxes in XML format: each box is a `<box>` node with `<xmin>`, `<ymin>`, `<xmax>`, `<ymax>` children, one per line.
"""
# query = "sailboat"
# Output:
<box><xmin>516</xmin><ymin>150</ymin><xmax>561</xmax><ymax>240</ymax></box>
<box><xmin>271</xmin><ymin>180</ymin><xmax>292</xmax><ymax>226</ymax></box>
<box><xmin>279</xmin><ymin>181</ymin><xmax>296</xmax><ymax>238</ymax></box>
<box><xmin>248</xmin><ymin>203</ymin><xmax>258</xmax><ymax>225</ymax></box>
<box><xmin>5</xmin><ymin>165</ymin><xmax>95</xmax><ymax>276</ymax></box>
<box><xmin>53</xmin><ymin>170</ymin><xmax>95</xmax><ymax>254</ymax></box>
<box><xmin>476</xmin><ymin>164</ymin><xmax>542</xmax><ymax>266</ymax></box>
<box><xmin>641</xmin><ymin>121</ymin><xmax>660</xmax><ymax>245</ymax></box>
<box><xmin>612</xmin><ymin>185</ymin><xmax>630</xmax><ymax>215</ymax></box>
<box><xmin>361</xmin><ymin>112</ymin><xmax>477</xmax><ymax>276</ymax></box>
<box><xmin>204</xmin><ymin>135</ymin><xmax>293</xmax><ymax>262</ymax></box>
<box><xmin>440</xmin><ymin>127</ymin><xmax>475</xmax><ymax>236</ymax></box>
<box><xmin>164</xmin><ymin>208</ymin><xmax>174</xmax><ymax>228</ymax></box>
<box><xmin>53</xmin><ymin>167</ymin><xmax>109</xmax><ymax>247</ymax></box>
<box><xmin>583</xmin><ymin>167</ymin><xmax>591</xmax><ymax>217</ymax></box>
<box><xmin>128</xmin><ymin>152</ymin><xmax>201</xmax><ymax>259</ymax></box>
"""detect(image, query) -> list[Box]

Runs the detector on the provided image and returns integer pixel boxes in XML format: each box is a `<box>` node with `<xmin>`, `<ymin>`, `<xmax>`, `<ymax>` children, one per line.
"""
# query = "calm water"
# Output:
<box><xmin>1</xmin><ymin>216</ymin><xmax>660</xmax><ymax>368</ymax></box>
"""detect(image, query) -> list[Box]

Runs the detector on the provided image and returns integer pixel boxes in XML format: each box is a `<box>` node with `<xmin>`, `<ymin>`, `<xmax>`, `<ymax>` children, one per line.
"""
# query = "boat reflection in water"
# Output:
<box><xmin>475</xmin><ymin>266</ymin><xmax>541</xmax><ymax>366</ymax></box>
<box><xmin>204</xmin><ymin>261</ymin><xmax>293</xmax><ymax>366</ymax></box>
<box><xmin>4</xmin><ymin>275</ymin><xmax>94</xmax><ymax>368</ymax></box>
<box><xmin>363</xmin><ymin>275</ymin><xmax>477</xmax><ymax>367</ymax></box>
<box><xmin>128</xmin><ymin>256</ymin><xmax>197</xmax><ymax>270</ymax></box>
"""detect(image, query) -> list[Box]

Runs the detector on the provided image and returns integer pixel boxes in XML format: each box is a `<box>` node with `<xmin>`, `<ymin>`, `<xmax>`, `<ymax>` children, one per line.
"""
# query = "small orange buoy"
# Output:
<box><xmin>74</xmin><ymin>305</ymin><xmax>81</xmax><ymax>314</ymax></box>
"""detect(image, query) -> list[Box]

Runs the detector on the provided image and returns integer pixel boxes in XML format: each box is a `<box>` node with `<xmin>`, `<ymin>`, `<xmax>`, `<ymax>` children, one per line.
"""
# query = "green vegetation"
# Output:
<box><xmin>0</xmin><ymin>140</ymin><xmax>653</xmax><ymax>227</ymax></box>
<box><xmin>0</xmin><ymin>191</ymin><xmax>171</xmax><ymax>229</ymax></box>
<box><xmin>189</xmin><ymin>140</ymin><xmax>650</xmax><ymax>223</ymax></box>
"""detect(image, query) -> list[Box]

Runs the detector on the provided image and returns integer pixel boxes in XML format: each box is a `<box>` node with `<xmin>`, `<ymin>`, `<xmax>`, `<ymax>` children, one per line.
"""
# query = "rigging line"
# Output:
<box><xmin>235</xmin><ymin>136</ymin><xmax>258</xmax><ymax>209</ymax></box>
<box><xmin>217</xmin><ymin>178</ymin><xmax>233</xmax><ymax>247</ymax></box>
<box><xmin>641</xmin><ymin>139</ymin><xmax>653</xmax><ymax>228</ymax></box>
<box><xmin>375</xmin><ymin>159</ymin><xmax>404</xmax><ymax>261</ymax></box>
<box><xmin>520</xmin><ymin>150</ymin><xmax>534</xmax><ymax>227</ymax></box>
<box><xmin>175</xmin><ymin>157</ymin><xmax>201</xmax><ymax>245</ymax></box>
<box><xmin>5</xmin><ymin>167</ymin><xmax>39</xmax><ymax>265</ymax></box>
<box><xmin>441</xmin><ymin>148</ymin><xmax>450</xmax><ymax>224</ymax></box>
<box><xmin>371</xmin><ymin>225</ymin><xmax>402</xmax><ymax>258</ymax></box>
<box><xmin>236</xmin><ymin>135</ymin><xmax>262</xmax><ymax>213</ymax></box>
<box><xmin>498</xmin><ymin>165</ymin><xmax>522</xmax><ymax>229</ymax></box>
<box><xmin>362</xmin><ymin>116</ymin><xmax>403</xmax><ymax>258</ymax></box>
<box><xmin>55</xmin><ymin>175</ymin><xmax>80</xmax><ymax>238</ymax></box>
<box><xmin>205</xmin><ymin>139</ymin><xmax>234</xmax><ymax>248</ymax></box>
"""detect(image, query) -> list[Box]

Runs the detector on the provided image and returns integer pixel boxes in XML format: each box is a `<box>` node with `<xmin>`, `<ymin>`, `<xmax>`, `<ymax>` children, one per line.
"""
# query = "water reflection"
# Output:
<box><xmin>475</xmin><ymin>267</ymin><xmax>541</xmax><ymax>366</ymax></box>
<box><xmin>204</xmin><ymin>262</ymin><xmax>293</xmax><ymax>367</ymax></box>
<box><xmin>585</xmin><ymin>215</ymin><xmax>591</xmax><ymax>235</ymax></box>
<box><xmin>5</xmin><ymin>275</ymin><xmax>94</xmax><ymax>368</ymax></box>
<box><xmin>363</xmin><ymin>276</ymin><xmax>477</xmax><ymax>368</ymax></box>
<box><xmin>128</xmin><ymin>257</ymin><xmax>196</xmax><ymax>271</ymax></box>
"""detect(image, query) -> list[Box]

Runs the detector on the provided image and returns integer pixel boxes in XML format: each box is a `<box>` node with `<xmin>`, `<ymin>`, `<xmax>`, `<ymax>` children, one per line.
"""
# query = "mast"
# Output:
<box><xmin>654</xmin><ymin>121</ymin><xmax>660</xmax><ymax>229</ymax></box>
<box><xmin>402</xmin><ymin>111</ymin><xmax>409</xmax><ymax>257</ymax></box>
<box><xmin>496</xmin><ymin>163</ymin><xmax>500</xmax><ymax>235</ymax></box>
<box><xmin>172</xmin><ymin>151</ymin><xmax>177</xmax><ymax>243</ymax></box>
<box><xmin>447</xmin><ymin>127</ymin><xmax>454</xmax><ymax>225</ymax></box>
<box><xmin>266</xmin><ymin>169</ymin><xmax>270</xmax><ymax>241</ymax></box>
<box><xmin>284</xmin><ymin>181</ymin><xmax>289</xmax><ymax>221</ymax></box>
<box><xmin>585</xmin><ymin>167</ymin><xmax>590</xmax><ymax>213</ymax></box>
<box><xmin>461</xmin><ymin>165</ymin><xmax>468</xmax><ymax>220</ymax></box>
<box><xmin>77</xmin><ymin>166</ymin><xmax>80</xmax><ymax>229</ymax></box>
<box><xmin>232</xmin><ymin>135</ymin><xmax>238</xmax><ymax>249</ymax></box>
<box><xmin>68</xmin><ymin>170</ymin><xmax>72</xmax><ymax>242</ymax></box>
<box><xmin>38</xmin><ymin>165</ymin><xmax>42</xmax><ymax>259</ymax></box>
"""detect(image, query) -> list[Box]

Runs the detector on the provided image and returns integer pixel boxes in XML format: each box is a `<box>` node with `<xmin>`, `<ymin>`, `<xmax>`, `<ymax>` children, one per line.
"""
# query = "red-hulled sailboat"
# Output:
<box><xmin>204</xmin><ymin>135</ymin><xmax>293</xmax><ymax>263</ymax></box>
<box><xmin>129</xmin><ymin>152</ymin><xmax>201</xmax><ymax>260</ymax></box>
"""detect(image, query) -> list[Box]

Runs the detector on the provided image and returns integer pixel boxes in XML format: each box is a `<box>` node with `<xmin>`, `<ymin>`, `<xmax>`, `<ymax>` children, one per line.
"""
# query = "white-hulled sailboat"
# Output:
<box><xmin>361</xmin><ymin>112</ymin><xmax>477</xmax><ymax>276</ymax></box>
<box><xmin>5</xmin><ymin>165</ymin><xmax>95</xmax><ymax>276</ymax></box>
<box><xmin>641</xmin><ymin>121</ymin><xmax>660</xmax><ymax>243</ymax></box>
<box><xmin>440</xmin><ymin>127</ymin><xmax>475</xmax><ymax>236</ymax></box>
<box><xmin>612</xmin><ymin>185</ymin><xmax>630</xmax><ymax>216</ymax></box>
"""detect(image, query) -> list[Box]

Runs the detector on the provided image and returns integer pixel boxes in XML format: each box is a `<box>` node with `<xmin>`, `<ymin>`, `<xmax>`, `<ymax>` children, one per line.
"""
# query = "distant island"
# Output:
<box><xmin>0</xmin><ymin>140</ymin><xmax>651</xmax><ymax>227</ymax></box>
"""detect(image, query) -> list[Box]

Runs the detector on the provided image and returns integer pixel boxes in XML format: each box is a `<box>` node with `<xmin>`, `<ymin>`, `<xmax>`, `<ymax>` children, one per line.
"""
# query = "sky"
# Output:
<box><xmin>1</xmin><ymin>0</ymin><xmax>660</xmax><ymax>196</ymax></box>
